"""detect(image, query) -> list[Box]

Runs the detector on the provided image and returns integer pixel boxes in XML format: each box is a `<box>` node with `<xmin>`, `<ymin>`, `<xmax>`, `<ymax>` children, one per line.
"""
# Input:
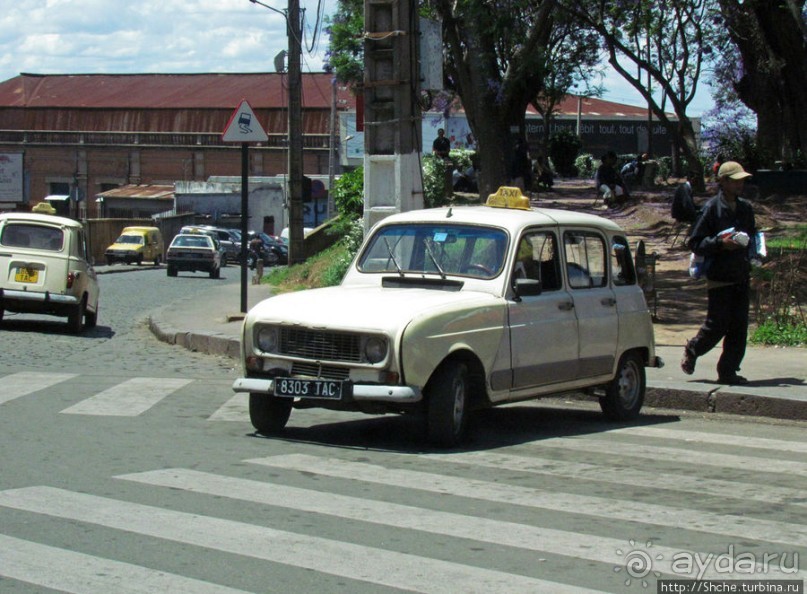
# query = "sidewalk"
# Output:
<box><xmin>146</xmin><ymin>280</ymin><xmax>807</xmax><ymax>422</ymax></box>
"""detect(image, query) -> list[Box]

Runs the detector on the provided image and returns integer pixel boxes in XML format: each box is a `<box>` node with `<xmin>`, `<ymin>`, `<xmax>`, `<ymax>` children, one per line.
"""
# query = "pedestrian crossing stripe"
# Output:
<box><xmin>60</xmin><ymin>377</ymin><xmax>193</xmax><ymax>416</ymax></box>
<box><xmin>602</xmin><ymin>426</ymin><xmax>807</xmax><ymax>454</ymax></box>
<box><xmin>0</xmin><ymin>534</ymin><xmax>251</xmax><ymax>594</ymax></box>
<box><xmin>0</xmin><ymin>486</ymin><xmax>604</xmax><ymax>593</ymax></box>
<box><xmin>520</xmin><ymin>436</ymin><xmax>807</xmax><ymax>477</ymax></box>
<box><xmin>0</xmin><ymin>372</ymin><xmax>77</xmax><ymax>405</ymax></box>
<box><xmin>426</xmin><ymin>450</ymin><xmax>807</xmax><ymax>509</ymax></box>
<box><xmin>246</xmin><ymin>454</ymin><xmax>807</xmax><ymax>548</ymax></box>
<box><xmin>116</xmin><ymin>467</ymin><xmax>804</xmax><ymax>580</ymax></box>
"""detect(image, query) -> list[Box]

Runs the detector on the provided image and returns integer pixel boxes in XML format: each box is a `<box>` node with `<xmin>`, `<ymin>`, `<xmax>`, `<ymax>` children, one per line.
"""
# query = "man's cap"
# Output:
<box><xmin>718</xmin><ymin>161</ymin><xmax>752</xmax><ymax>180</ymax></box>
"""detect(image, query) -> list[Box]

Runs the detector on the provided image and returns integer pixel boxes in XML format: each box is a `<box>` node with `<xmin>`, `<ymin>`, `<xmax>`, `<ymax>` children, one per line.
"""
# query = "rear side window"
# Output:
<box><xmin>1</xmin><ymin>223</ymin><xmax>64</xmax><ymax>251</ymax></box>
<box><xmin>563</xmin><ymin>231</ymin><xmax>607</xmax><ymax>289</ymax></box>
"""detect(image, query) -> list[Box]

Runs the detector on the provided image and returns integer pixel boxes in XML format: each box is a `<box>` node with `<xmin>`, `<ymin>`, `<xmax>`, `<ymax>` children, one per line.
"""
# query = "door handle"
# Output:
<box><xmin>601</xmin><ymin>297</ymin><xmax>616</xmax><ymax>307</ymax></box>
<box><xmin>558</xmin><ymin>301</ymin><xmax>574</xmax><ymax>311</ymax></box>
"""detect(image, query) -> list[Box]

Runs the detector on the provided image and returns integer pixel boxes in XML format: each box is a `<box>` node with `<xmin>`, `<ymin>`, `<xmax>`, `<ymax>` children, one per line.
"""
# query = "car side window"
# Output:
<box><xmin>512</xmin><ymin>230</ymin><xmax>561</xmax><ymax>291</ymax></box>
<box><xmin>563</xmin><ymin>231</ymin><xmax>607</xmax><ymax>289</ymax></box>
<box><xmin>611</xmin><ymin>235</ymin><xmax>636</xmax><ymax>286</ymax></box>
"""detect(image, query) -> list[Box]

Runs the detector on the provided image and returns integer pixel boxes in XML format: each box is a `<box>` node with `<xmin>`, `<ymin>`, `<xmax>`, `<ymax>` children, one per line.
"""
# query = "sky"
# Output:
<box><xmin>0</xmin><ymin>0</ymin><xmax>715</xmax><ymax>117</ymax></box>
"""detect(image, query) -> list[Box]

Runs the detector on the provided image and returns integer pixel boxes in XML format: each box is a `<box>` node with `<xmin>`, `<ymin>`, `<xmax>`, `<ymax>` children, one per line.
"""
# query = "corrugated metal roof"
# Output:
<box><xmin>0</xmin><ymin>73</ymin><xmax>356</xmax><ymax>110</ymax></box>
<box><xmin>98</xmin><ymin>185</ymin><xmax>175</xmax><ymax>200</ymax></box>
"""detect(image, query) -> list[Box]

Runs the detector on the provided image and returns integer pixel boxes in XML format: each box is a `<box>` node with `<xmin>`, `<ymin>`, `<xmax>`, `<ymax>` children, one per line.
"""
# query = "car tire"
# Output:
<box><xmin>600</xmin><ymin>351</ymin><xmax>645</xmax><ymax>421</ymax></box>
<box><xmin>426</xmin><ymin>361</ymin><xmax>469</xmax><ymax>448</ymax></box>
<box><xmin>68</xmin><ymin>296</ymin><xmax>86</xmax><ymax>334</ymax></box>
<box><xmin>167</xmin><ymin>264</ymin><xmax>177</xmax><ymax>277</ymax></box>
<box><xmin>85</xmin><ymin>304</ymin><xmax>98</xmax><ymax>329</ymax></box>
<box><xmin>249</xmin><ymin>393</ymin><xmax>292</xmax><ymax>434</ymax></box>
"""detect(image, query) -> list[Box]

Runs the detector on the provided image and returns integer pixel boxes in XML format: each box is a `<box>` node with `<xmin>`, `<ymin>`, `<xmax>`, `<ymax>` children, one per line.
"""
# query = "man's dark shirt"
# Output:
<box><xmin>432</xmin><ymin>136</ymin><xmax>450</xmax><ymax>157</ymax></box>
<box><xmin>687</xmin><ymin>191</ymin><xmax>756</xmax><ymax>284</ymax></box>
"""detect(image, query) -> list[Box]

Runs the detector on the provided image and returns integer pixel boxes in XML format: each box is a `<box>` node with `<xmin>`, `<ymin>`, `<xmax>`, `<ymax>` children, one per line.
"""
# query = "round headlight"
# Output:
<box><xmin>256</xmin><ymin>327</ymin><xmax>279</xmax><ymax>352</ymax></box>
<box><xmin>364</xmin><ymin>336</ymin><xmax>387</xmax><ymax>364</ymax></box>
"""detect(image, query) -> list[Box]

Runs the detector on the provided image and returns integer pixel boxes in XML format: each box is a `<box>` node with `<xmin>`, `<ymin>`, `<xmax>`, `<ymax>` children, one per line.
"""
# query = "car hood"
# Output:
<box><xmin>247</xmin><ymin>284</ymin><xmax>496</xmax><ymax>332</ymax></box>
<box><xmin>106</xmin><ymin>241</ymin><xmax>143</xmax><ymax>251</ymax></box>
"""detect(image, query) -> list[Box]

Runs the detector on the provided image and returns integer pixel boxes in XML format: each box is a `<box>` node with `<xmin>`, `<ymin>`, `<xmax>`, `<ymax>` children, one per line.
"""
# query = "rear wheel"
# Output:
<box><xmin>84</xmin><ymin>304</ymin><xmax>98</xmax><ymax>329</ymax></box>
<box><xmin>600</xmin><ymin>351</ymin><xmax>645</xmax><ymax>420</ymax></box>
<box><xmin>249</xmin><ymin>393</ymin><xmax>292</xmax><ymax>434</ymax></box>
<box><xmin>426</xmin><ymin>362</ymin><xmax>469</xmax><ymax>447</ymax></box>
<box><xmin>68</xmin><ymin>296</ymin><xmax>86</xmax><ymax>334</ymax></box>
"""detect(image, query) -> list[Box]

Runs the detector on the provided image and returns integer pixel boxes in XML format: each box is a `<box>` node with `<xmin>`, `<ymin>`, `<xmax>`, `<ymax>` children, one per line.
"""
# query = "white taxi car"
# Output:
<box><xmin>0</xmin><ymin>212</ymin><xmax>99</xmax><ymax>333</ymax></box>
<box><xmin>233</xmin><ymin>188</ymin><xmax>663</xmax><ymax>446</ymax></box>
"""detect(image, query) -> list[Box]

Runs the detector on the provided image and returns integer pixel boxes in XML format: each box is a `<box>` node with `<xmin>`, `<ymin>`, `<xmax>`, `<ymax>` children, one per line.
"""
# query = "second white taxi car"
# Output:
<box><xmin>0</xmin><ymin>212</ymin><xmax>99</xmax><ymax>333</ymax></box>
<box><xmin>233</xmin><ymin>188</ymin><xmax>663</xmax><ymax>446</ymax></box>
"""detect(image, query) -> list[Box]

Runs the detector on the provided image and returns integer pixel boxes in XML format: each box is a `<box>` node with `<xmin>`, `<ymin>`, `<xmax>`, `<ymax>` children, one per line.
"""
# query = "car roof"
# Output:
<box><xmin>372</xmin><ymin>204</ymin><xmax>625</xmax><ymax>235</ymax></box>
<box><xmin>0</xmin><ymin>212</ymin><xmax>84</xmax><ymax>229</ymax></box>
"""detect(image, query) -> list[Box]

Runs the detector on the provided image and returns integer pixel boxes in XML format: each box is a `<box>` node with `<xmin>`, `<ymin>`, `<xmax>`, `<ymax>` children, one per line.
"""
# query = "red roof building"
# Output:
<box><xmin>0</xmin><ymin>73</ymin><xmax>354</xmax><ymax>215</ymax></box>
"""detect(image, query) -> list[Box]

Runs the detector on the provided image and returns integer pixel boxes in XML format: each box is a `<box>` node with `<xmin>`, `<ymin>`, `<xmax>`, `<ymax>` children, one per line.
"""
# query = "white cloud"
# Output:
<box><xmin>0</xmin><ymin>0</ymin><xmax>714</xmax><ymax>116</ymax></box>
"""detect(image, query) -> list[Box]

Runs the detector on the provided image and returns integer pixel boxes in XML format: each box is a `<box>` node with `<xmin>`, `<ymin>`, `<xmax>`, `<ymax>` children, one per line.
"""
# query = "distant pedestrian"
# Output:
<box><xmin>432</xmin><ymin>128</ymin><xmax>451</xmax><ymax>158</ymax></box>
<box><xmin>595</xmin><ymin>151</ymin><xmax>629</xmax><ymax>205</ymax></box>
<box><xmin>681</xmin><ymin>161</ymin><xmax>757</xmax><ymax>385</ymax></box>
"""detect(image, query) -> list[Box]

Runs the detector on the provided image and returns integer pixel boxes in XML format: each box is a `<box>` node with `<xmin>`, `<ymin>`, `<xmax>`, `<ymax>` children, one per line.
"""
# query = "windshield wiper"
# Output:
<box><xmin>383</xmin><ymin>237</ymin><xmax>404</xmax><ymax>276</ymax></box>
<box><xmin>423</xmin><ymin>239</ymin><xmax>446</xmax><ymax>279</ymax></box>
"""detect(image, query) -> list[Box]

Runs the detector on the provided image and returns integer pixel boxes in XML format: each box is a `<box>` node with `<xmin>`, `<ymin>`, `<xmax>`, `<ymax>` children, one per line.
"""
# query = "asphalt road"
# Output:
<box><xmin>0</xmin><ymin>267</ymin><xmax>805</xmax><ymax>592</ymax></box>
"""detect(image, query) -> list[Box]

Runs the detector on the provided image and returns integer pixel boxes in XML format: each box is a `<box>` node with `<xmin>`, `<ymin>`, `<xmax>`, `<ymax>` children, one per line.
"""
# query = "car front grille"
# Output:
<box><xmin>279</xmin><ymin>328</ymin><xmax>361</xmax><ymax>363</ymax></box>
<box><xmin>291</xmin><ymin>361</ymin><xmax>351</xmax><ymax>380</ymax></box>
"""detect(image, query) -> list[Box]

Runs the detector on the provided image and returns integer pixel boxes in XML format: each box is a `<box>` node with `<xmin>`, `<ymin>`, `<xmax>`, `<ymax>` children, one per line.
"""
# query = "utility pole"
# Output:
<box><xmin>287</xmin><ymin>0</ymin><xmax>305</xmax><ymax>265</ymax></box>
<box><xmin>362</xmin><ymin>0</ymin><xmax>422</xmax><ymax>230</ymax></box>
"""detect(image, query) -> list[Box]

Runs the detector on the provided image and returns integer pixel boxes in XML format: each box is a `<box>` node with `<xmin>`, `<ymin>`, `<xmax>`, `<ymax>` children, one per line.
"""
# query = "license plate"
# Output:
<box><xmin>15</xmin><ymin>267</ymin><xmax>38</xmax><ymax>283</ymax></box>
<box><xmin>274</xmin><ymin>377</ymin><xmax>343</xmax><ymax>399</ymax></box>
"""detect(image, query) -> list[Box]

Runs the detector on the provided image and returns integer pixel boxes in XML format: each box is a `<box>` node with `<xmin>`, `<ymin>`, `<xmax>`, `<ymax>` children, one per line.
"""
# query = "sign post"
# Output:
<box><xmin>222</xmin><ymin>99</ymin><xmax>269</xmax><ymax>313</ymax></box>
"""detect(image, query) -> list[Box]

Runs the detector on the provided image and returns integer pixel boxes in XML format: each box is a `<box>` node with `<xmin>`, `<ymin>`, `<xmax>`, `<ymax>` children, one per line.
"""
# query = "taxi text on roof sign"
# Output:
<box><xmin>486</xmin><ymin>186</ymin><xmax>531</xmax><ymax>210</ymax></box>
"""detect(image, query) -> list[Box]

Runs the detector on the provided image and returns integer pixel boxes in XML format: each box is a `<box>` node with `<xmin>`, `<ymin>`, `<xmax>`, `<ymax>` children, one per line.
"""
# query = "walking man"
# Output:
<box><xmin>681</xmin><ymin>161</ymin><xmax>757</xmax><ymax>385</ymax></box>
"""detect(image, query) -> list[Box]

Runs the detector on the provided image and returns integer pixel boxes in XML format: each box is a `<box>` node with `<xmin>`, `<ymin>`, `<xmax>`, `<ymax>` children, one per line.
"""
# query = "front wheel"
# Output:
<box><xmin>426</xmin><ymin>362</ymin><xmax>469</xmax><ymax>448</ymax></box>
<box><xmin>249</xmin><ymin>393</ymin><xmax>292</xmax><ymax>434</ymax></box>
<box><xmin>600</xmin><ymin>351</ymin><xmax>645</xmax><ymax>421</ymax></box>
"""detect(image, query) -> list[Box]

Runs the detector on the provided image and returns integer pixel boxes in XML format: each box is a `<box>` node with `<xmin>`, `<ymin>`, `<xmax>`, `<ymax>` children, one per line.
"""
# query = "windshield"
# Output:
<box><xmin>117</xmin><ymin>234</ymin><xmax>144</xmax><ymax>245</ymax></box>
<box><xmin>358</xmin><ymin>224</ymin><xmax>507</xmax><ymax>279</ymax></box>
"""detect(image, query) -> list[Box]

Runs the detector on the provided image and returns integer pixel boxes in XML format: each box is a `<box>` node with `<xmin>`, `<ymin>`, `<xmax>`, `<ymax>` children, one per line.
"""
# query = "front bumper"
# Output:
<box><xmin>232</xmin><ymin>377</ymin><xmax>422</xmax><ymax>403</ymax></box>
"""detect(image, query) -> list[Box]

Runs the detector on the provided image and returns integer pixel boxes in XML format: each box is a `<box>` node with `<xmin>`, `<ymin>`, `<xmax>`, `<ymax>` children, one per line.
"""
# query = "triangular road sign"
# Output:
<box><xmin>222</xmin><ymin>99</ymin><xmax>269</xmax><ymax>143</ymax></box>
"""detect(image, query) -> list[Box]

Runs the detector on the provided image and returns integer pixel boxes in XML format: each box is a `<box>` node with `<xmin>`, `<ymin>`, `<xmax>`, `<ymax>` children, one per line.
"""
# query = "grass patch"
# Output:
<box><xmin>766</xmin><ymin>224</ymin><xmax>807</xmax><ymax>251</ymax></box>
<box><xmin>263</xmin><ymin>242</ymin><xmax>351</xmax><ymax>292</ymax></box>
<box><xmin>750</xmin><ymin>320</ymin><xmax>807</xmax><ymax>347</ymax></box>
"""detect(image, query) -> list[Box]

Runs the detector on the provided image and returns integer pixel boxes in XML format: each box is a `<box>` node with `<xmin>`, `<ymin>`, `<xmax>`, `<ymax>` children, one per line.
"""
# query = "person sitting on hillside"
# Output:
<box><xmin>671</xmin><ymin>175</ymin><xmax>701</xmax><ymax>223</ymax></box>
<box><xmin>595</xmin><ymin>151</ymin><xmax>629</xmax><ymax>205</ymax></box>
<box><xmin>620</xmin><ymin>153</ymin><xmax>645</xmax><ymax>189</ymax></box>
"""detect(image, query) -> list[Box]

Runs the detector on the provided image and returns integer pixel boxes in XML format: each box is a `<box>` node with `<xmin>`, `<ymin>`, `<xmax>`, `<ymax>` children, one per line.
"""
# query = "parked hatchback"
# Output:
<box><xmin>234</xmin><ymin>187</ymin><xmax>663</xmax><ymax>446</ymax></box>
<box><xmin>0</xmin><ymin>212</ymin><xmax>100</xmax><ymax>333</ymax></box>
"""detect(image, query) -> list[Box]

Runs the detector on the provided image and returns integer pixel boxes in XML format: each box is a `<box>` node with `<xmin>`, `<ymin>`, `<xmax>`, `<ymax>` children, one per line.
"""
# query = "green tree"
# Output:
<box><xmin>558</xmin><ymin>0</ymin><xmax>711</xmax><ymax>190</ymax></box>
<box><xmin>712</xmin><ymin>0</ymin><xmax>807</xmax><ymax>166</ymax></box>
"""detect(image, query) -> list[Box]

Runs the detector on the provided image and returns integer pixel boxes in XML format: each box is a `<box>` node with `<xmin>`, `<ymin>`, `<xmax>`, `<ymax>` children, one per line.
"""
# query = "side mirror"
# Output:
<box><xmin>513</xmin><ymin>277</ymin><xmax>542</xmax><ymax>298</ymax></box>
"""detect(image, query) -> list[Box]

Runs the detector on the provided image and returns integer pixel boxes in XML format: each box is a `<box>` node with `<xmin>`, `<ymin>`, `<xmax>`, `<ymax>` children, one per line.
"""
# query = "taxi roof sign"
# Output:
<box><xmin>486</xmin><ymin>186</ymin><xmax>531</xmax><ymax>210</ymax></box>
<box><xmin>222</xmin><ymin>99</ymin><xmax>268</xmax><ymax>143</ymax></box>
